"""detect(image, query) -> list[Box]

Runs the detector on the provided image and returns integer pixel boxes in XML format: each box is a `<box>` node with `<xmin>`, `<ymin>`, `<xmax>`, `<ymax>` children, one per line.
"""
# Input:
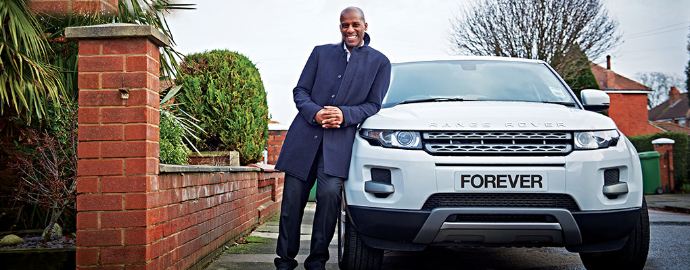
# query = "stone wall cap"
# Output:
<box><xmin>159</xmin><ymin>164</ymin><xmax>261</xmax><ymax>173</ymax></box>
<box><xmin>652</xmin><ymin>138</ymin><xmax>675</xmax><ymax>145</ymax></box>
<box><xmin>65</xmin><ymin>23</ymin><xmax>170</xmax><ymax>46</ymax></box>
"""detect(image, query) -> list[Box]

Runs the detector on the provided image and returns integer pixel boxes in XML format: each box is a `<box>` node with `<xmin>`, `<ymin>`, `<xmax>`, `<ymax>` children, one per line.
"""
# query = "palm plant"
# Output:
<box><xmin>160</xmin><ymin>85</ymin><xmax>205</xmax><ymax>154</ymax></box>
<box><xmin>0</xmin><ymin>0</ymin><xmax>62</xmax><ymax>122</ymax></box>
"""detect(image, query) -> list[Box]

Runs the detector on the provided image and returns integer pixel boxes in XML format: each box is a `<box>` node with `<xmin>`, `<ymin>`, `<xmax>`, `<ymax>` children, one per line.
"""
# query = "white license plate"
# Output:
<box><xmin>454</xmin><ymin>172</ymin><xmax>548</xmax><ymax>192</ymax></box>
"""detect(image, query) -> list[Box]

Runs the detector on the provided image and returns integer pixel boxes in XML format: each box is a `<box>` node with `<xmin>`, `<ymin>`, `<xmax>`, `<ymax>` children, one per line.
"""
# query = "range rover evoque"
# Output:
<box><xmin>337</xmin><ymin>57</ymin><xmax>649</xmax><ymax>270</ymax></box>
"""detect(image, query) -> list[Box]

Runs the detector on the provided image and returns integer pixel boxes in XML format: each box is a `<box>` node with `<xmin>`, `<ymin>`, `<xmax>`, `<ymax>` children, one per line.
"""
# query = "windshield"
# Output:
<box><xmin>382</xmin><ymin>60</ymin><xmax>577</xmax><ymax>108</ymax></box>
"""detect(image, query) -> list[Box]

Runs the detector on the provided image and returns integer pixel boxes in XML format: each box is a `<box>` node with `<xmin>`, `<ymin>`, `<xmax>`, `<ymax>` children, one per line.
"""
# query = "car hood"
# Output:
<box><xmin>361</xmin><ymin>101</ymin><xmax>617</xmax><ymax>131</ymax></box>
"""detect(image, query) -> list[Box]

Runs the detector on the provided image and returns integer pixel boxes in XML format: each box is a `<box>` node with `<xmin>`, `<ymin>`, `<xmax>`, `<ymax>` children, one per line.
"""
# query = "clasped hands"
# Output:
<box><xmin>315</xmin><ymin>106</ymin><xmax>343</xmax><ymax>129</ymax></box>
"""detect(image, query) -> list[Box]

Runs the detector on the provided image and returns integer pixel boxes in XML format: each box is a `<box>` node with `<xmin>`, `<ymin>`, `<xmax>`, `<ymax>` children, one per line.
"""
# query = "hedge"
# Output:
<box><xmin>175</xmin><ymin>50</ymin><xmax>269</xmax><ymax>165</ymax></box>
<box><xmin>628</xmin><ymin>132</ymin><xmax>688</xmax><ymax>186</ymax></box>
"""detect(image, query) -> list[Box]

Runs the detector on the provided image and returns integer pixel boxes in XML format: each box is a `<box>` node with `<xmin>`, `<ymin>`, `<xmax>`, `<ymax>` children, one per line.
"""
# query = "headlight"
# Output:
<box><xmin>574</xmin><ymin>130</ymin><xmax>619</xmax><ymax>150</ymax></box>
<box><xmin>360</xmin><ymin>129</ymin><xmax>422</xmax><ymax>149</ymax></box>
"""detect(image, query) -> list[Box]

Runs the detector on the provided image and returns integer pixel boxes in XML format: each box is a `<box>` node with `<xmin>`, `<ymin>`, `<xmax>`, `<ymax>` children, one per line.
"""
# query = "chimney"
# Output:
<box><xmin>669</xmin><ymin>86</ymin><xmax>681</xmax><ymax>101</ymax></box>
<box><xmin>606</xmin><ymin>55</ymin><xmax>611</xmax><ymax>70</ymax></box>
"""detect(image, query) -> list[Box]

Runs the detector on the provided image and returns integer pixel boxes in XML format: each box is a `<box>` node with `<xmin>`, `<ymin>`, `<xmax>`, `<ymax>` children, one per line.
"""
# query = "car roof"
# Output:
<box><xmin>392</xmin><ymin>55</ymin><xmax>546</xmax><ymax>65</ymax></box>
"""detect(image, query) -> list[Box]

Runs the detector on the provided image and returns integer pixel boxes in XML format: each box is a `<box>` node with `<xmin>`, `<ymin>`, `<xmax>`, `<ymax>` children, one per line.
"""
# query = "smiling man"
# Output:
<box><xmin>273</xmin><ymin>6</ymin><xmax>391</xmax><ymax>270</ymax></box>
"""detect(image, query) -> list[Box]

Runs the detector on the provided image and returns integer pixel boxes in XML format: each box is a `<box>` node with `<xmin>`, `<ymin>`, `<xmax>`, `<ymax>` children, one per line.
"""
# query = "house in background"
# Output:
<box><xmin>590</xmin><ymin>56</ymin><xmax>662</xmax><ymax>136</ymax></box>
<box><xmin>649</xmin><ymin>86</ymin><xmax>689</xmax><ymax>127</ymax></box>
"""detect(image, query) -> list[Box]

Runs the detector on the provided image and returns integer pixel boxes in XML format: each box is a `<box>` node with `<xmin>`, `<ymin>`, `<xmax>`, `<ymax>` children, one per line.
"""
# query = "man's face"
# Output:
<box><xmin>340</xmin><ymin>11</ymin><xmax>367</xmax><ymax>50</ymax></box>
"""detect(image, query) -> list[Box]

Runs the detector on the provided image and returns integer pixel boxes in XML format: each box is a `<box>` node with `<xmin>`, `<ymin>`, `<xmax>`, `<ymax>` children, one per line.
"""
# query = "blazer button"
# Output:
<box><xmin>313</xmin><ymin>135</ymin><xmax>318</xmax><ymax>139</ymax></box>
<box><xmin>337</xmin><ymin>74</ymin><xmax>342</xmax><ymax>78</ymax></box>
<box><xmin>331</xmin><ymin>95</ymin><xmax>335</xmax><ymax>98</ymax></box>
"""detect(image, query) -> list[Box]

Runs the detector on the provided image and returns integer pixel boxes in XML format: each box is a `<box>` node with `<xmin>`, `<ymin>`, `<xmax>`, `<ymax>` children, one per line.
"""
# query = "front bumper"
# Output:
<box><xmin>346</xmin><ymin>135</ymin><xmax>644</xmax><ymax>211</ymax></box>
<box><xmin>348</xmin><ymin>205</ymin><xmax>640</xmax><ymax>252</ymax></box>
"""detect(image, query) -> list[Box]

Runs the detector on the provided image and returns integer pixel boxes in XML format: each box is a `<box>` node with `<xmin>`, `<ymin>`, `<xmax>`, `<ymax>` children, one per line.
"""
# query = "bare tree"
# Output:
<box><xmin>637</xmin><ymin>72</ymin><xmax>685</xmax><ymax>108</ymax></box>
<box><xmin>450</xmin><ymin>0</ymin><xmax>621</xmax><ymax>73</ymax></box>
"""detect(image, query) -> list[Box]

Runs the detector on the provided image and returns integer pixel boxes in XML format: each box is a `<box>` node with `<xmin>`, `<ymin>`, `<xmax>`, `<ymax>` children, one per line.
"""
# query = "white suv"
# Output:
<box><xmin>338</xmin><ymin>57</ymin><xmax>649</xmax><ymax>270</ymax></box>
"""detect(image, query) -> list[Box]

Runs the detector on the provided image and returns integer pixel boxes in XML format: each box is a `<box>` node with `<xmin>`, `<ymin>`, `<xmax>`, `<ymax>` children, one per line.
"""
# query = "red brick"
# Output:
<box><xmin>127</xmin><ymin>89</ymin><xmax>158</xmax><ymax>106</ymax></box>
<box><xmin>125</xmin><ymin>56</ymin><xmax>154</xmax><ymax>73</ymax></box>
<box><xmin>123</xmin><ymin>228</ymin><xmax>148</xmax><ymax>245</ymax></box>
<box><xmin>76</xmin><ymin>247</ymin><xmax>99</xmax><ymax>265</ymax></box>
<box><xmin>28</xmin><ymin>1</ymin><xmax>68</xmax><ymax>14</ymax></box>
<box><xmin>102</xmin><ymin>39</ymin><xmax>150</xmax><ymax>55</ymax></box>
<box><xmin>100</xmin><ymin>246</ymin><xmax>146</xmax><ymax>264</ymax></box>
<box><xmin>78</xmin><ymin>159</ymin><xmax>123</xmax><ymax>176</ymax></box>
<box><xmin>78</xmin><ymin>56</ymin><xmax>124</xmax><ymax>72</ymax></box>
<box><xmin>73</xmin><ymin>0</ymin><xmax>102</xmax><ymax>14</ymax></box>
<box><xmin>125</xmin><ymin>193</ymin><xmax>148</xmax><ymax>210</ymax></box>
<box><xmin>77</xmin><ymin>212</ymin><xmax>99</xmax><ymax>229</ymax></box>
<box><xmin>77</xmin><ymin>40</ymin><xmax>103</xmax><ymax>55</ymax></box>
<box><xmin>148</xmin><ymin>73</ymin><xmax>161</xmax><ymax>92</ymax></box>
<box><xmin>78</xmin><ymin>90</ymin><xmax>124</xmax><ymax>106</ymax></box>
<box><xmin>124</xmin><ymin>265</ymin><xmax>146</xmax><ymax>270</ymax></box>
<box><xmin>101</xmin><ymin>141</ymin><xmax>151</xmax><ymax>158</ymax></box>
<box><xmin>78</xmin><ymin>107</ymin><xmax>100</xmax><ymax>124</ymax></box>
<box><xmin>100</xmin><ymin>107</ymin><xmax>151</xmax><ymax>124</ymax></box>
<box><xmin>77</xmin><ymin>176</ymin><xmax>99</xmax><ymax>193</ymax></box>
<box><xmin>101</xmin><ymin>72</ymin><xmax>148</xmax><ymax>89</ymax></box>
<box><xmin>125</xmin><ymin>158</ymin><xmax>158</xmax><ymax>175</ymax></box>
<box><xmin>102</xmin><ymin>176</ymin><xmax>148</xmax><ymax>192</ymax></box>
<box><xmin>146</xmin><ymin>40</ymin><xmax>160</xmax><ymax>61</ymax></box>
<box><xmin>80</xmin><ymin>266</ymin><xmax>124</xmax><ymax>270</ymax></box>
<box><xmin>78</xmin><ymin>125</ymin><xmax>123</xmax><ymax>141</ymax></box>
<box><xmin>78</xmin><ymin>73</ymin><xmax>100</xmax><ymax>89</ymax></box>
<box><xmin>101</xmin><ymin>210</ymin><xmax>146</xmax><ymax>228</ymax></box>
<box><xmin>77</xmin><ymin>194</ymin><xmax>122</xmax><ymax>211</ymax></box>
<box><xmin>77</xmin><ymin>141</ymin><xmax>101</xmax><ymax>159</ymax></box>
<box><xmin>77</xmin><ymin>229</ymin><xmax>122</xmax><ymax>246</ymax></box>
<box><xmin>125</xmin><ymin>124</ymin><xmax>160</xmax><ymax>141</ymax></box>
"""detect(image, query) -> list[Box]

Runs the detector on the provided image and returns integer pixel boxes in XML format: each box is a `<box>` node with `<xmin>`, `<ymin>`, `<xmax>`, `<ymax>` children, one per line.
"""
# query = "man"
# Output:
<box><xmin>274</xmin><ymin>6</ymin><xmax>391</xmax><ymax>270</ymax></box>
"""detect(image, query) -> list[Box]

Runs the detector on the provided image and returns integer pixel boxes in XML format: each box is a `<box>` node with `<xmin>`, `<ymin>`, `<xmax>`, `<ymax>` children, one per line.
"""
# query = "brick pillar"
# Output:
<box><xmin>66</xmin><ymin>23</ymin><xmax>168</xmax><ymax>269</ymax></box>
<box><xmin>267</xmin><ymin>123</ymin><xmax>288</xmax><ymax>165</ymax></box>
<box><xmin>29</xmin><ymin>0</ymin><xmax>118</xmax><ymax>15</ymax></box>
<box><xmin>652</xmin><ymin>138</ymin><xmax>675</xmax><ymax>193</ymax></box>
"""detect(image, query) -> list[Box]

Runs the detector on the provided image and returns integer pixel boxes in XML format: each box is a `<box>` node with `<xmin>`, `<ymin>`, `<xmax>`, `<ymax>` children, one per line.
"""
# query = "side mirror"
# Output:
<box><xmin>580</xmin><ymin>89</ymin><xmax>609</xmax><ymax>112</ymax></box>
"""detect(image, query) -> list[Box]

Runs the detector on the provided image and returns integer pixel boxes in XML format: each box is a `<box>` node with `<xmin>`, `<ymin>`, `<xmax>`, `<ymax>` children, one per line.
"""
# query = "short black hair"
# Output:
<box><xmin>340</xmin><ymin>6</ymin><xmax>365</xmax><ymax>22</ymax></box>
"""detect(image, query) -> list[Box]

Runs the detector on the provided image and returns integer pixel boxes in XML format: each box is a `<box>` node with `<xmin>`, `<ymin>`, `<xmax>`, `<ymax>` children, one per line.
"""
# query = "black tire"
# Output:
<box><xmin>338</xmin><ymin>207</ymin><xmax>383</xmax><ymax>270</ymax></box>
<box><xmin>579</xmin><ymin>199</ymin><xmax>650</xmax><ymax>270</ymax></box>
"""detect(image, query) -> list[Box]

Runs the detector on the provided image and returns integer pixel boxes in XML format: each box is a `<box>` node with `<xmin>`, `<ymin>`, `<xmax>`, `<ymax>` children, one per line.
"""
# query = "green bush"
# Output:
<box><xmin>628</xmin><ymin>132</ymin><xmax>688</xmax><ymax>186</ymax></box>
<box><xmin>160</xmin><ymin>111</ymin><xmax>188</xmax><ymax>165</ymax></box>
<box><xmin>175</xmin><ymin>50</ymin><xmax>269</xmax><ymax>165</ymax></box>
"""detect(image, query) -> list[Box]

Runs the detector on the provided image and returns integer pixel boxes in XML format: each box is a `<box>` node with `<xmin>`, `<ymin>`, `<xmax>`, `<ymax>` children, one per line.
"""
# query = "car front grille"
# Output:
<box><xmin>422</xmin><ymin>193</ymin><xmax>580</xmax><ymax>212</ymax></box>
<box><xmin>423</xmin><ymin>131</ymin><xmax>572</xmax><ymax>155</ymax></box>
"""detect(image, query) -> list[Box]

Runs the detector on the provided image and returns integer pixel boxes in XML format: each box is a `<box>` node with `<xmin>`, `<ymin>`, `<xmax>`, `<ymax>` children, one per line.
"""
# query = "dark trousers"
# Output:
<box><xmin>275</xmin><ymin>150</ymin><xmax>344</xmax><ymax>270</ymax></box>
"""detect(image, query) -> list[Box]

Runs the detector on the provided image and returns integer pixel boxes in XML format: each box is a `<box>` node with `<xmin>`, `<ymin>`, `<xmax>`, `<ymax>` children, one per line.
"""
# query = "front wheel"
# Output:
<box><xmin>579</xmin><ymin>199</ymin><xmax>650</xmax><ymax>270</ymax></box>
<box><xmin>338</xmin><ymin>204</ymin><xmax>383</xmax><ymax>270</ymax></box>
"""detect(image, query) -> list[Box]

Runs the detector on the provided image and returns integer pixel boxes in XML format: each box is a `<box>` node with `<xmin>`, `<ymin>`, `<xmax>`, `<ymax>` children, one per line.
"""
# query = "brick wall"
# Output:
<box><xmin>74</xmin><ymin>29</ymin><xmax>162</xmax><ymax>270</ymax></box>
<box><xmin>267</xmin><ymin>129</ymin><xmax>287</xmax><ymax>165</ymax></box>
<box><xmin>29</xmin><ymin>0</ymin><xmax>118</xmax><ymax>15</ymax></box>
<box><xmin>654</xmin><ymin>143</ymin><xmax>676</xmax><ymax>192</ymax></box>
<box><xmin>68</xmin><ymin>24</ymin><xmax>285</xmax><ymax>269</ymax></box>
<box><xmin>608</xmin><ymin>93</ymin><xmax>661</xmax><ymax>136</ymax></box>
<box><xmin>147</xmin><ymin>167</ymin><xmax>283</xmax><ymax>270</ymax></box>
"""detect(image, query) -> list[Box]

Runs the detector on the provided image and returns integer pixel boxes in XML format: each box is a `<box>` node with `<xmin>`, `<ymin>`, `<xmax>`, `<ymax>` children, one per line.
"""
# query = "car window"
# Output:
<box><xmin>382</xmin><ymin>60</ymin><xmax>575</xmax><ymax>107</ymax></box>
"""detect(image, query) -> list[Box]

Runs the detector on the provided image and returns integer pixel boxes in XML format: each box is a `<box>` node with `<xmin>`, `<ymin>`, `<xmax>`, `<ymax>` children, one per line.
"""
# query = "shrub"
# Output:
<box><xmin>628</xmin><ymin>132</ymin><xmax>688</xmax><ymax>186</ymax></box>
<box><xmin>160</xmin><ymin>111</ymin><xmax>188</xmax><ymax>165</ymax></box>
<box><xmin>175</xmin><ymin>50</ymin><xmax>269</xmax><ymax>164</ymax></box>
<box><xmin>11</xmin><ymin>98</ymin><xmax>77</xmax><ymax>241</ymax></box>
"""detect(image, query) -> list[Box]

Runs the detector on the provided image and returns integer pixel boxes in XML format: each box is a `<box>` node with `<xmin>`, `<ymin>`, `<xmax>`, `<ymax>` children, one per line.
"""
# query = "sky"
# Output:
<box><xmin>167</xmin><ymin>0</ymin><xmax>690</xmax><ymax>125</ymax></box>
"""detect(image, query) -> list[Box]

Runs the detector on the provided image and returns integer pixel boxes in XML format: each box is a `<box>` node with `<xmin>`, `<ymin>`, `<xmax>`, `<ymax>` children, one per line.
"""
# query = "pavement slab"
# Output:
<box><xmin>646</xmin><ymin>194</ymin><xmax>690</xmax><ymax>213</ymax></box>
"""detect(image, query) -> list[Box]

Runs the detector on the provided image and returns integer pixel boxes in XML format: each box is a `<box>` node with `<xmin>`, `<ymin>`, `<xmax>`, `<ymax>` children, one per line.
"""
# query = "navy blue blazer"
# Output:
<box><xmin>275</xmin><ymin>34</ymin><xmax>391</xmax><ymax>180</ymax></box>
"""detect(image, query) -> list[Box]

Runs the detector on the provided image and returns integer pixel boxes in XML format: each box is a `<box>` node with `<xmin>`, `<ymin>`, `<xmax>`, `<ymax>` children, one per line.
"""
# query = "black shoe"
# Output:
<box><xmin>274</xmin><ymin>257</ymin><xmax>298</xmax><ymax>270</ymax></box>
